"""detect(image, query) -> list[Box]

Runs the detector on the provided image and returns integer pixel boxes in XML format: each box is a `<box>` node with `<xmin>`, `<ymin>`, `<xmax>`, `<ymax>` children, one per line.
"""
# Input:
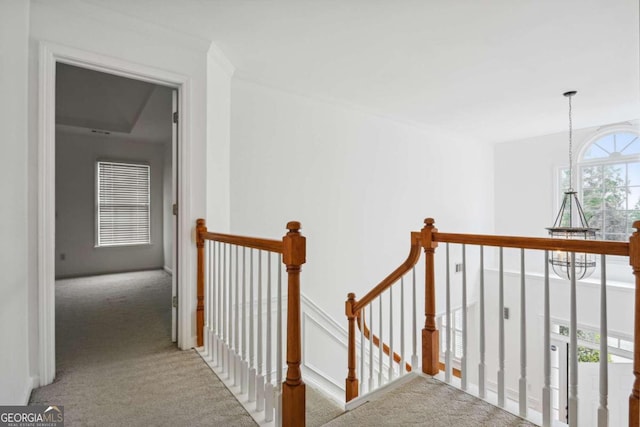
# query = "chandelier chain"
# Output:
<box><xmin>568</xmin><ymin>94</ymin><xmax>573</xmax><ymax>191</ymax></box>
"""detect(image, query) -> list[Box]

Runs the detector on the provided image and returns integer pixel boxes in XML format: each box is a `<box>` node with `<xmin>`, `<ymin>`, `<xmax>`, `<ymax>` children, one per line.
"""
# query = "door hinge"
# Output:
<box><xmin>173</xmin><ymin>111</ymin><xmax>179</xmax><ymax>124</ymax></box>
<box><xmin>172</xmin><ymin>203</ymin><xmax>178</xmax><ymax>216</ymax></box>
<box><xmin>172</xmin><ymin>296</ymin><xmax>178</xmax><ymax>308</ymax></box>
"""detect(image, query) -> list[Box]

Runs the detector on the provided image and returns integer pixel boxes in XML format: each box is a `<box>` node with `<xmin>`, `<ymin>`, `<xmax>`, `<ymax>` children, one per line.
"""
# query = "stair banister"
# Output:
<box><xmin>196</xmin><ymin>219</ymin><xmax>307</xmax><ymax>427</ymax></box>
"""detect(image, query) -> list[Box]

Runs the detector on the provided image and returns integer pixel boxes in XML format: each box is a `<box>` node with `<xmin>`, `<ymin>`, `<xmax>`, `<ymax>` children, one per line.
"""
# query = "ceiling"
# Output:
<box><xmin>56</xmin><ymin>63</ymin><xmax>173</xmax><ymax>144</ymax></box>
<box><xmin>81</xmin><ymin>0</ymin><xmax>639</xmax><ymax>143</ymax></box>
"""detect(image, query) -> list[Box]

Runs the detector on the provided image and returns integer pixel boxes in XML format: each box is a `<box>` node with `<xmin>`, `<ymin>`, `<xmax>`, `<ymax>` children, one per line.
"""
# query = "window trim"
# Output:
<box><xmin>95</xmin><ymin>159</ymin><xmax>152</xmax><ymax>248</ymax></box>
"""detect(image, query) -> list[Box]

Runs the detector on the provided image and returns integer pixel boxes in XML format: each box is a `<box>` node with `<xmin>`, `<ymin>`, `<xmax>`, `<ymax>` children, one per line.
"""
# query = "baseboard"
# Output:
<box><xmin>22</xmin><ymin>376</ymin><xmax>39</xmax><ymax>405</ymax></box>
<box><xmin>163</xmin><ymin>266</ymin><xmax>173</xmax><ymax>275</ymax></box>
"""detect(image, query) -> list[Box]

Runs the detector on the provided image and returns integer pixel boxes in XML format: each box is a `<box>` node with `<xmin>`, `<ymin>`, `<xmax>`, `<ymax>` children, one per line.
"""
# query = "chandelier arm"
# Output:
<box><xmin>571</xmin><ymin>193</ymin><xmax>592</xmax><ymax>228</ymax></box>
<box><xmin>552</xmin><ymin>193</ymin><xmax>570</xmax><ymax>228</ymax></box>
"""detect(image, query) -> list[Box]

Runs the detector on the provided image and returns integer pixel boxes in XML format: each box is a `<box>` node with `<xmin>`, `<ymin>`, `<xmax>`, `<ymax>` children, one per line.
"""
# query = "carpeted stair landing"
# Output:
<box><xmin>324</xmin><ymin>376</ymin><xmax>535</xmax><ymax>427</ymax></box>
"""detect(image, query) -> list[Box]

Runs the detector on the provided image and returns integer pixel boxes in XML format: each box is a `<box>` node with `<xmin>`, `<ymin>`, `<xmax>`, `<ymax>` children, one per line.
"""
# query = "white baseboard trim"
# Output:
<box><xmin>163</xmin><ymin>266</ymin><xmax>173</xmax><ymax>275</ymax></box>
<box><xmin>22</xmin><ymin>376</ymin><xmax>39</xmax><ymax>405</ymax></box>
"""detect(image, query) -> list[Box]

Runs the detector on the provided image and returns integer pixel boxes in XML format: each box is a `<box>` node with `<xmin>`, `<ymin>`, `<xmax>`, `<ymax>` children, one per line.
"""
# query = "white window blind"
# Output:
<box><xmin>97</xmin><ymin>161</ymin><xmax>150</xmax><ymax>247</ymax></box>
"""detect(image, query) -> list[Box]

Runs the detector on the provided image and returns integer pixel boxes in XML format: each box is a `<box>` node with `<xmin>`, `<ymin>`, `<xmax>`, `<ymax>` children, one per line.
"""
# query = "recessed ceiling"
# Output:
<box><xmin>56</xmin><ymin>63</ymin><xmax>173</xmax><ymax>143</ymax></box>
<box><xmin>81</xmin><ymin>0</ymin><xmax>639</xmax><ymax>143</ymax></box>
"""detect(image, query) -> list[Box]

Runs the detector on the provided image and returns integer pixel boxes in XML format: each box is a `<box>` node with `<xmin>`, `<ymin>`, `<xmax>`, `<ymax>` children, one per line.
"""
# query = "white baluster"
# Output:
<box><xmin>461</xmin><ymin>244</ymin><xmax>467</xmax><ymax>391</ymax></box>
<box><xmin>203</xmin><ymin>241</ymin><xmax>209</xmax><ymax>357</ymax></box>
<box><xmin>479</xmin><ymin>246</ymin><xmax>486</xmax><ymax>398</ymax></box>
<box><xmin>569</xmin><ymin>252</ymin><xmax>578</xmax><ymax>427</ymax></box>
<box><xmin>228</xmin><ymin>244</ymin><xmax>233</xmax><ymax>380</ymax></box>
<box><xmin>400</xmin><ymin>277</ymin><xmax>405</xmax><ymax>376</ymax></box>
<box><xmin>267</xmin><ymin>253</ymin><xmax>272</xmax><ymax>389</ymax></box>
<box><xmin>256</xmin><ymin>374</ymin><xmax>265</xmax><ymax>412</ymax></box>
<box><xmin>389</xmin><ymin>286</ymin><xmax>394</xmax><ymax>381</ymax></box>
<box><xmin>257</xmin><ymin>251</ymin><xmax>264</xmax><ymax>411</ymax></box>
<box><xmin>519</xmin><ymin>248</ymin><xmax>527</xmax><ymax>418</ymax></box>
<box><xmin>277</xmin><ymin>256</ymin><xmax>283</xmax><ymax>390</ymax></box>
<box><xmin>233</xmin><ymin>246</ymin><xmax>240</xmax><ymax>386</ymax></box>
<box><xmin>412</xmin><ymin>267</ymin><xmax>419</xmax><ymax>368</ymax></box>
<box><xmin>360</xmin><ymin>305</ymin><xmax>365</xmax><ymax>394</ymax></box>
<box><xmin>378</xmin><ymin>295</ymin><xmax>383</xmax><ymax>387</ymax></box>
<box><xmin>598</xmin><ymin>255</ymin><xmax>608</xmax><ymax>427</ymax></box>
<box><xmin>209</xmin><ymin>241</ymin><xmax>218</xmax><ymax>363</ymax></box>
<box><xmin>275</xmin><ymin>388</ymin><xmax>282</xmax><ymax>427</ymax></box>
<box><xmin>248</xmin><ymin>249</ymin><xmax>256</xmax><ymax>403</ymax></box>
<box><xmin>217</xmin><ymin>242</ymin><xmax>223</xmax><ymax>367</ymax></box>
<box><xmin>498</xmin><ymin>247</ymin><xmax>505</xmax><ymax>407</ymax></box>
<box><xmin>543</xmin><ymin>251</ymin><xmax>551</xmax><ymax>427</ymax></box>
<box><xmin>369</xmin><ymin>301</ymin><xmax>374</xmax><ymax>392</ymax></box>
<box><xmin>445</xmin><ymin>243</ymin><xmax>452</xmax><ymax>383</ymax></box>
<box><xmin>223</xmin><ymin>244</ymin><xmax>228</xmax><ymax>374</ymax></box>
<box><xmin>241</xmin><ymin>247</ymin><xmax>248</xmax><ymax>394</ymax></box>
<box><xmin>265</xmin><ymin>381</ymin><xmax>274</xmax><ymax>422</ymax></box>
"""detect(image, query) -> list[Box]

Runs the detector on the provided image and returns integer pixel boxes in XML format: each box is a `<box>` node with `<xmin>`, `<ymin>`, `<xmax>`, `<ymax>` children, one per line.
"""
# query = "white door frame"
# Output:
<box><xmin>38</xmin><ymin>41</ymin><xmax>194</xmax><ymax>386</ymax></box>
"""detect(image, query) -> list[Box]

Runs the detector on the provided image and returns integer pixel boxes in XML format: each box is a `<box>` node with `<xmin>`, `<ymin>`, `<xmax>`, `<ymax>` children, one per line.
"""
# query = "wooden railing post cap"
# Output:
<box><xmin>196</xmin><ymin>218</ymin><xmax>206</xmax><ymax>227</ymax></box>
<box><xmin>633</xmin><ymin>221</ymin><xmax>640</xmax><ymax>232</ymax></box>
<box><xmin>283</xmin><ymin>220</ymin><xmax>306</xmax><ymax>266</ymax></box>
<box><xmin>345</xmin><ymin>293</ymin><xmax>356</xmax><ymax>317</ymax></box>
<box><xmin>424</xmin><ymin>218</ymin><xmax>435</xmax><ymax>227</ymax></box>
<box><xmin>287</xmin><ymin>221</ymin><xmax>301</xmax><ymax>233</ymax></box>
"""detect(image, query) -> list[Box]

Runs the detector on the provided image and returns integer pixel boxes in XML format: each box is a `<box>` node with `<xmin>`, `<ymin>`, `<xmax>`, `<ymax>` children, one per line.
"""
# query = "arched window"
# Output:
<box><xmin>576</xmin><ymin>130</ymin><xmax>640</xmax><ymax>241</ymax></box>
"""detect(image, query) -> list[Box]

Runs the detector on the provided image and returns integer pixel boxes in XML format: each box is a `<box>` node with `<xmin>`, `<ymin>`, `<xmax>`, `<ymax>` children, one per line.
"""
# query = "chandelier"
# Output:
<box><xmin>546</xmin><ymin>91</ymin><xmax>598</xmax><ymax>280</ymax></box>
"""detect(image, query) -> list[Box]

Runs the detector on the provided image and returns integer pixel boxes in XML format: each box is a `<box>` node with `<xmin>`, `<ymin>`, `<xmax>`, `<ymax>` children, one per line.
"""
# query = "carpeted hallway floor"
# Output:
<box><xmin>30</xmin><ymin>270</ymin><xmax>256</xmax><ymax>426</ymax></box>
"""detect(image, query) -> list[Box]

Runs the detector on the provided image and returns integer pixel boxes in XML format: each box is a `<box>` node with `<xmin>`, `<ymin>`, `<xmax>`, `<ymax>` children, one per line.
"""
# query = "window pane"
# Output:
<box><xmin>618</xmin><ymin>133</ymin><xmax>640</xmax><ymax>155</ymax></box>
<box><xmin>584</xmin><ymin>143</ymin><xmax>610</xmax><ymax>160</ymax></box>
<box><xmin>582</xmin><ymin>166</ymin><xmax>602</xmax><ymax>188</ymax></box>
<box><xmin>627</xmin><ymin>162</ymin><xmax>640</xmax><ymax>185</ymax></box>
<box><xmin>97</xmin><ymin>161</ymin><xmax>150</xmax><ymax>247</ymax></box>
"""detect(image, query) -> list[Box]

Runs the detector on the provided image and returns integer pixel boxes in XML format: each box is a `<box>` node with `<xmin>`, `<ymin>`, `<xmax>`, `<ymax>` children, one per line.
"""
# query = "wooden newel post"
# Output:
<box><xmin>282</xmin><ymin>221</ymin><xmax>306</xmax><ymax>427</ymax></box>
<box><xmin>421</xmin><ymin>218</ymin><xmax>440</xmax><ymax>375</ymax></box>
<box><xmin>196</xmin><ymin>219</ymin><xmax>207</xmax><ymax>347</ymax></box>
<box><xmin>629</xmin><ymin>221</ymin><xmax>640</xmax><ymax>427</ymax></box>
<box><xmin>345</xmin><ymin>293</ymin><xmax>359</xmax><ymax>402</ymax></box>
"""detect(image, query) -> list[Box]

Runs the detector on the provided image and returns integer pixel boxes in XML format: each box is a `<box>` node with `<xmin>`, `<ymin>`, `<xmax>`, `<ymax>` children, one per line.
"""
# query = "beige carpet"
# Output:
<box><xmin>29</xmin><ymin>270</ymin><xmax>256</xmax><ymax>426</ymax></box>
<box><xmin>324</xmin><ymin>376</ymin><xmax>536</xmax><ymax>427</ymax></box>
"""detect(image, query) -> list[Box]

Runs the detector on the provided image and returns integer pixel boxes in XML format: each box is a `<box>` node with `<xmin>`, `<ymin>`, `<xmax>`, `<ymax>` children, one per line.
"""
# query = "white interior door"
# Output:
<box><xmin>171</xmin><ymin>89</ymin><xmax>178</xmax><ymax>343</ymax></box>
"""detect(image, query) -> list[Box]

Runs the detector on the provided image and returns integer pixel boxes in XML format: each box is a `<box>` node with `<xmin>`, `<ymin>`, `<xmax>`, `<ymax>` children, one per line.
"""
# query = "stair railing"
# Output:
<box><xmin>346</xmin><ymin>217</ymin><xmax>640</xmax><ymax>427</ymax></box>
<box><xmin>196</xmin><ymin>219</ymin><xmax>306</xmax><ymax>427</ymax></box>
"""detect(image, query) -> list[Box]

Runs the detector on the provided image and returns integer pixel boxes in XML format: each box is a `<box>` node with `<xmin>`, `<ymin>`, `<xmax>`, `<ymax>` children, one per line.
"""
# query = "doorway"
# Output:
<box><xmin>54</xmin><ymin>62</ymin><xmax>179</xmax><ymax>345</ymax></box>
<box><xmin>39</xmin><ymin>42</ymin><xmax>192</xmax><ymax>386</ymax></box>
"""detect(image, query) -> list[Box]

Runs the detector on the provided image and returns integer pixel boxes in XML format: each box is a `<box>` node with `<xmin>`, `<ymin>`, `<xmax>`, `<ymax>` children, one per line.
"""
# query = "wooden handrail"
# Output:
<box><xmin>201</xmin><ymin>231</ymin><xmax>284</xmax><ymax>253</ymax></box>
<box><xmin>196</xmin><ymin>219</ymin><xmax>306</xmax><ymax>427</ymax></box>
<box><xmin>353</xmin><ymin>232</ymin><xmax>422</xmax><ymax>313</ymax></box>
<box><xmin>434</xmin><ymin>232</ymin><xmax>629</xmax><ymax>256</ymax></box>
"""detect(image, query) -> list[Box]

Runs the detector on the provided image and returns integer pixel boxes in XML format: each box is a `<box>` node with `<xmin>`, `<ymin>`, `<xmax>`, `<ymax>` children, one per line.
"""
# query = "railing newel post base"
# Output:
<box><xmin>630</xmin><ymin>387</ymin><xmax>640</xmax><ymax>426</ymax></box>
<box><xmin>345</xmin><ymin>378</ymin><xmax>359</xmax><ymax>402</ymax></box>
<box><xmin>282</xmin><ymin>380</ymin><xmax>306</xmax><ymax>427</ymax></box>
<box><xmin>421</xmin><ymin>328</ymin><xmax>439</xmax><ymax>376</ymax></box>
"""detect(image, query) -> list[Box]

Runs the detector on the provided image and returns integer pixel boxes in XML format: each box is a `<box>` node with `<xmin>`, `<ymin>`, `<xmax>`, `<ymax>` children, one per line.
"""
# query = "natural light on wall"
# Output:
<box><xmin>96</xmin><ymin>160</ymin><xmax>151</xmax><ymax>247</ymax></box>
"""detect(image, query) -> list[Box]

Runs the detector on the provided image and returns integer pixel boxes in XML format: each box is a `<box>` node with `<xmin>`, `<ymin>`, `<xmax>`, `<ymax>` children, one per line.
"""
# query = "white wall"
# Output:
<box><xmin>206</xmin><ymin>45</ymin><xmax>233</xmax><ymax>232</ymax></box>
<box><xmin>0</xmin><ymin>0</ymin><xmax>31</xmax><ymax>405</ymax></box>
<box><xmin>55</xmin><ymin>131</ymin><xmax>166</xmax><ymax>278</ymax></box>
<box><xmin>229</xmin><ymin>78</ymin><xmax>495</xmax><ymax>327</ymax></box>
